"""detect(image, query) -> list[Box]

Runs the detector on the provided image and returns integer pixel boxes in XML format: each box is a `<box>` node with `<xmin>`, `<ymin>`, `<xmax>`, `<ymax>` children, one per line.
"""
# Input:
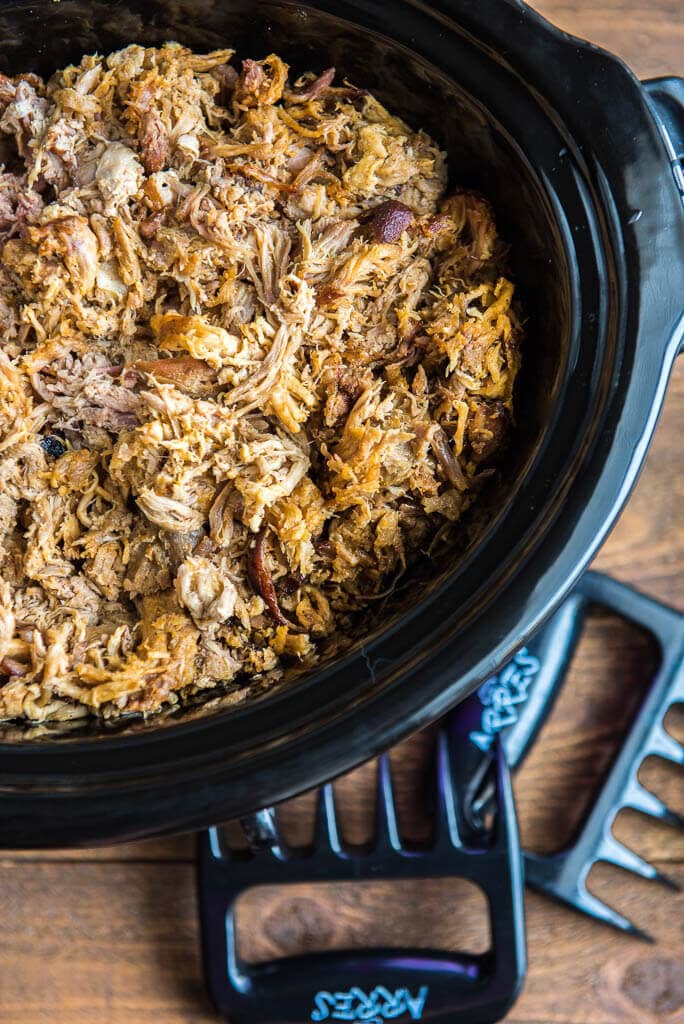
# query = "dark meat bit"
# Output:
<box><xmin>424</xmin><ymin>213</ymin><xmax>452</xmax><ymax>237</ymax></box>
<box><xmin>211</xmin><ymin>63</ymin><xmax>239</xmax><ymax>101</ymax></box>
<box><xmin>468</xmin><ymin>400</ymin><xmax>510</xmax><ymax>463</ymax></box>
<box><xmin>0</xmin><ymin>177</ymin><xmax>42</xmax><ymax>238</ymax></box>
<box><xmin>1</xmin><ymin>656</ymin><xmax>27</xmax><ymax>677</ymax></box>
<box><xmin>313</xmin><ymin>538</ymin><xmax>335</xmax><ymax>559</ymax></box>
<box><xmin>105</xmin><ymin>364</ymin><xmax>140</xmax><ymax>387</ymax></box>
<box><xmin>162</xmin><ymin>528</ymin><xmax>205</xmax><ymax>574</ymax></box>
<box><xmin>193</xmin><ymin>534</ymin><xmax>216</xmax><ymax>558</ymax></box>
<box><xmin>0</xmin><ymin>73</ymin><xmax>16</xmax><ymax>108</ymax></box>
<box><xmin>139</xmin><ymin>210</ymin><xmax>164</xmax><ymax>239</ymax></box>
<box><xmin>289</xmin><ymin>67</ymin><xmax>336</xmax><ymax>102</ymax></box>
<box><xmin>275</xmin><ymin>571</ymin><xmax>303</xmax><ymax>598</ymax></box>
<box><xmin>370</xmin><ymin>200</ymin><xmax>414</xmax><ymax>243</ymax></box>
<box><xmin>125</xmin><ymin>676</ymin><xmax>172</xmax><ymax>713</ymax></box>
<box><xmin>124</xmin><ymin>532</ymin><xmax>172</xmax><ymax>597</ymax></box>
<box><xmin>87</xmin><ymin>407</ymin><xmax>139</xmax><ymax>432</ymax></box>
<box><xmin>247</xmin><ymin>528</ymin><xmax>298</xmax><ymax>629</ymax></box>
<box><xmin>334</xmin><ymin>84</ymin><xmax>368</xmax><ymax>101</ymax></box>
<box><xmin>316</xmin><ymin>280</ymin><xmax>341</xmax><ymax>307</ymax></box>
<box><xmin>40</xmin><ymin>434</ymin><xmax>67</xmax><ymax>459</ymax></box>
<box><xmin>239</xmin><ymin>60</ymin><xmax>261</xmax><ymax>94</ymax></box>
<box><xmin>323</xmin><ymin>366</ymin><xmax>364</xmax><ymax>426</ymax></box>
<box><xmin>233</xmin><ymin>57</ymin><xmax>286</xmax><ymax>108</ymax></box>
<box><xmin>139</xmin><ymin>110</ymin><xmax>168</xmax><ymax>174</ymax></box>
<box><xmin>430</xmin><ymin>424</ymin><xmax>467</xmax><ymax>490</ymax></box>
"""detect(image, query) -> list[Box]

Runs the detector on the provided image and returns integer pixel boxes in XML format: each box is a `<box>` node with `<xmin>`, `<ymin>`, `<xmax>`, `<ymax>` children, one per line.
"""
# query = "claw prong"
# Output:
<box><xmin>490</xmin><ymin>738</ymin><xmax>517</xmax><ymax>852</ymax></box>
<box><xmin>626</xmin><ymin>781</ymin><xmax>684</xmax><ymax>830</ymax></box>
<box><xmin>573</xmin><ymin>885</ymin><xmax>654</xmax><ymax>942</ymax></box>
<box><xmin>206</xmin><ymin>826</ymin><xmax>224</xmax><ymax>862</ymax></box>
<box><xmin>600</xmin><ymin>835</ymin><xmax>680</xmax><ymax>891</ymax></box>
<box><xmin>315</xmin><ymin>783</ymin><xmax>344</xmax><ymax>856</ymax></box>
<box><xmin>432</xmin><ymin>729</ymin><xmax>462</xmax><ymax>848</ymax></box>
<box><xmin>374</xmin><ymin>753</ymin><xmax>402</xmax><ymax>851</ymax></box>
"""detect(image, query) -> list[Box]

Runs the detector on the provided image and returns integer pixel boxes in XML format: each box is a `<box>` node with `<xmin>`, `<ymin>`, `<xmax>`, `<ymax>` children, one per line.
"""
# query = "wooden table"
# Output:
<box><xmin>1</xmin><ymin>3</ymin><xmax>682</xmax><ymax>1021</ymax></box>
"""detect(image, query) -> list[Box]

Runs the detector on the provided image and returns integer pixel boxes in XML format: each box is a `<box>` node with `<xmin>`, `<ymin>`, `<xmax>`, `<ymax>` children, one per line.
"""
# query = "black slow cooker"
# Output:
<box><xmin>0</xmin><ymin>0</ymin><xmax>682</xmax><ymax>846</ymax></box>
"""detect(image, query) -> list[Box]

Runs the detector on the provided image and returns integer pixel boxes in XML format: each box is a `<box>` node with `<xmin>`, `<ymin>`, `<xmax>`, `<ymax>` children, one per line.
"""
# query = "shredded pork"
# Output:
<box><xmin>0</xmin><ymin>44</ymin><xmax>523</xmax><ymax>723</ymax></box>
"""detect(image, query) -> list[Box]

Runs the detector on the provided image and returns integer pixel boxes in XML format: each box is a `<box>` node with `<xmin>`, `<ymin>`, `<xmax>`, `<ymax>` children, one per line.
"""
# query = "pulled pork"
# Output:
<box><xmin>0</xmin><ymin>45</ymin><xmax>523</xmax><ymax>723</ymax></box>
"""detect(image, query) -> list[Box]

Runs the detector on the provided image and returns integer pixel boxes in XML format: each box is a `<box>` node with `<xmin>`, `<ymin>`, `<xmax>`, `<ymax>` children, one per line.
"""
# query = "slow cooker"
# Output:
<box><xmin>0</xmin><ymin>0</ymin><xmax>682</xmax><ymax>846</ymax></box>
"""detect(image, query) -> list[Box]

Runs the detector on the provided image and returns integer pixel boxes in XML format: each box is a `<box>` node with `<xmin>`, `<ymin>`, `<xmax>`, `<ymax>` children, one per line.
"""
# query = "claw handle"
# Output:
<box><xmin>458</xmin><ymin>590</ymin><xmax>586</xmax><ymax>830</ymax></box>
<box><xmin>461</xmin><ymin>567</ymin><xmax>684</xmax><ymax>828</ymax></box>
<box><xmin>199</xmin><ymin>940</ymin><xmax>517</xmax><ymax>1024</ymax></box>
<box><xmin>198</xmin><ymin>737</ymin><xmax>526</xmax><ymax>1024</ymax></box>
<box><xmin>519</xmin><ymin>573</ymin><xmax>683</xmax><ymax>937</ymax></box>
<box><xmin>199</xmin><ymin>889</ymin><xmax>521</xmax><ymax>1024</ymax></box>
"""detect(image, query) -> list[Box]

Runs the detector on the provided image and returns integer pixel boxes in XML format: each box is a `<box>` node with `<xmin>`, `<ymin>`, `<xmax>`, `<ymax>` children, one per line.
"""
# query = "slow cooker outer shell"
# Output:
<box><xmin>0</xmin><ymin>0</ymin><xmax>682</xmax><ymax>845</ymax></box>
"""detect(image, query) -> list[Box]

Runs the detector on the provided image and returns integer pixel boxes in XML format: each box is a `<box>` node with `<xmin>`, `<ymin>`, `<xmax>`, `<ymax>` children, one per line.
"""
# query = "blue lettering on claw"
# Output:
<box><xmin>311</xmin><ymin>985</ymin><xmax>428</xmax><ymax>1023</ymax></box>
<box><xmin>469</xmin><ymin>646</ymin><xmax>541</xmax><ymax>752</ymax></box>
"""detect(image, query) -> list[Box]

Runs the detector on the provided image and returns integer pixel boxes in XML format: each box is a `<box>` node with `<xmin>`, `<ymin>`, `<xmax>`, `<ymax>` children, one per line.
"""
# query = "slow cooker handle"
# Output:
<box><xmin>643</xmin><ymin>77</ymin><xmax>684</xmax><ymax>202</ymax></box>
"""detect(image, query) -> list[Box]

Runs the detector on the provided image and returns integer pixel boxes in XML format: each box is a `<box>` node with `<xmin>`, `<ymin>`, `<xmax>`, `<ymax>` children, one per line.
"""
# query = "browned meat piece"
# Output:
<box><xmin>208</xmin><ymin>483</ymin><xmax>236</xmax><ymax>548</ymax></box>
<box><xmin>138</xmin><ymin>210</ymin><xmax>164</xmax><ymax>239</ymax></box>
<box><xmin>84</xmin><ymin>540</ymin><xmax>125</xmax><ymax>600</ymax></box>
<box><xmin>193</xmin><ymin>535</ymin><xmax>216</xmax><ymax>558</ymax></box>
<box><xmin>247</xmin><ymin>528</ymin><xmax>297</xmax><ymax>629</ymax></box>
<box><xmin>31</xmin><ymin>354</ymin><xmax>142</xmax><ymax>439</ymax></box>
<box><xmin>25</xmin><ymin>215</ymin><xmax>99</xmax><ymax>294</ymax></box>
<box><xmin>123</xmin><ymin>676</ymin><xmax>173</xmax><ymax>713</ymax></box>
<box><xmin>211</xmin><ymin>63</ymin><xmax>239</xmax><ymax>102</ymax></box>
<box><xmin>370</xmin><ymin>200</ymin><xmax>415</xmax><ymax>243</ymax></box>
<box><xmin>0</xmin><ymin>74</ymin><xmax>16</xmax><ymax>109</ymax></box>
<box><xmin>139</xmin><ymin>109</ymin><xmax>169</xmax><ymax>174</ymax></box>
<box><xmin>322</xmin><ymin>365</ymin><xmax>366</xmax><ymax>427</ymax></box>
<box><xmin>48</xmin><ymin>448</ymin><xmax>99</xmax><ymax>491</ymax></box>
<box><xmin>289</xmin><ymin>67</ymin><xmax>336</xmax><ymax>102</ymax></box>
<box><xmin>161</xmin><ymin>529</ymin><xmax>207</xmax><ymax>574</ymax></box>
<box><xmin>132</xmin><ymin>356</ymin><xmax>217</xmax><ymax>397</ymax></box>
<box><xmin>468</xmin><ymin>400</ymin><xmax>510</xmax><ymax>463</ymax></box>
<box><xmin>430</xmin><ymin>424</ymin><xmax>467</xmax><ymax>490</ymax></box>
<box><xmin>234</xmin><ymin>55</ymin><xmax>288</xmax><ymax>108</ymax></box>
<box><xmin>1</xmin><ymin>656</ymin><xmax>27</xmax><ymax>677</ymax></box>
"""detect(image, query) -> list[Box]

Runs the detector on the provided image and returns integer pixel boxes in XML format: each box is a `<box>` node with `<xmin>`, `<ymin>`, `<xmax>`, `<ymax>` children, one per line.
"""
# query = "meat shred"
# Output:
<box><xmin>0</xmin><ymin>44</ymin><xmax>523</xmax><ymax>723</ymax></box>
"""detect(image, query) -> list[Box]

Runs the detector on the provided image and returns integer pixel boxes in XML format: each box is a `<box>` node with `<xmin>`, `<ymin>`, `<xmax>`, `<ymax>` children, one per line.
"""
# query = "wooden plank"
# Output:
<box><xmin>0</xmin><ymin>861</ymin><xmax>213</xmax><ymax>1024</ymax></box>
<box><xmin>8</xmin><ymin>834</ymin><xmax>194</xmax><ymax>862</ymax></box>
<box><xmin>0</xmin><ymin>3</ymin><xmax>682</xmax><ymax>1024</ymax></box>
<box><xmin>532</xmin><ymin>0</ymin><xmax>684</xmax><ymax>77</ymax></box>
<box><xmin>517</xmin><ymin>868</ymin><xmax>684</xmax><ymax>1023</ymax></box>
<box><xmin>0</xmin><ymin>860</ymin><xmax>681</xmax><ymax>1024</ymax></box>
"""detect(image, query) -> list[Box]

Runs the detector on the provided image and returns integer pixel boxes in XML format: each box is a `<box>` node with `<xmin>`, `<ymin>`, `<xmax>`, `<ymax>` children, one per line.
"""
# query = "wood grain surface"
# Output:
<box><xmin>1</xmin><ymin>3</ymin><xmax>683</xmax><ymax>1022</ymax></box>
